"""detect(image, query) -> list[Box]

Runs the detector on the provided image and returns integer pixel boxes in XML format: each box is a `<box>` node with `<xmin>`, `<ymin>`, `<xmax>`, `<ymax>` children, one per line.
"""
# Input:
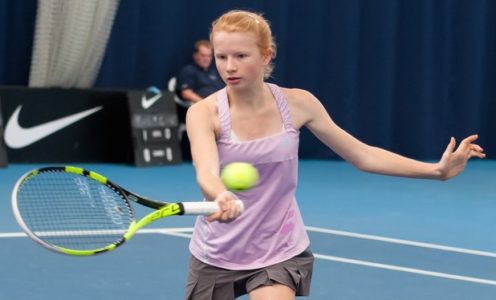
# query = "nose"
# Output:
<box><xmin>226</xmin><ymin>57</ymin><xmax>236</xmax><ymax>72</ymax></box>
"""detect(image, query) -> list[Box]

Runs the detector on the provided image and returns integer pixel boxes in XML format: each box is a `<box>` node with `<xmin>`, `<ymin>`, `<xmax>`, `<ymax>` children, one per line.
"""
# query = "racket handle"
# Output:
<box><xmin>181</xmin><ymin>200</ymin><xmax>244</xmax><ymax>215</ymax></box>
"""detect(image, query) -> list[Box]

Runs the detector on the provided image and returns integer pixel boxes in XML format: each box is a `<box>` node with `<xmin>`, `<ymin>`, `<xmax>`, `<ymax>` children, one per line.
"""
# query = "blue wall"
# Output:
<box><xmin>1</xmin><ymin>0</ymin><xmax>494</xmax><ymax>159</ymax></box>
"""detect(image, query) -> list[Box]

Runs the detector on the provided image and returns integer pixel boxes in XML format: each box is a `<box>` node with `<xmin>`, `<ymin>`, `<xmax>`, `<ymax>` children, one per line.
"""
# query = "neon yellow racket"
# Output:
<box><xmin>12</xmin><ymin>166</ymin><xmax>243</xmax><ymax>256</ymax></box>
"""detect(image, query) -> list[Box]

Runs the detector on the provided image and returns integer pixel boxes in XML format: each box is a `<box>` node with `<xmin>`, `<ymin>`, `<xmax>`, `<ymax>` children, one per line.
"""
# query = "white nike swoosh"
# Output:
<box><xmin>141</xmin><ymin>91</ymin><xmax>162</xmax><ymax>109</ymax></box>
<box><xmin>4</xmin><ymin>105</ymin><xmax>103</xmax><ymax>149</ymax></box>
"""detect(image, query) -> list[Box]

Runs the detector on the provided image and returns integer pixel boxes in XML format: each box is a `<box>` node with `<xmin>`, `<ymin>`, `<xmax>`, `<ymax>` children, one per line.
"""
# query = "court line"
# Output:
<box><xmin>155</xmin><ymin>226</ymin><xmax>496</xmax><ymax>259</ymax></box>
<box><xmin>306</xmin><ymin>226</ymin><xmax>496</xmax><ymax>258</ymax></box>
<box><xmin>0</xmin><ymin>232</ymin><xmax>24</xmax><ymax>238</ymax></box>
<box><xmin>153</xmin><ymin>229</ymin><xmax>496</xmax><ymax>286</ymax></box>
<box><xmin>0</xmin><ymin>227</ymin><xmax>194</xmax><ymax>238</ymax></box>
<box><xmin>2</xmin><ymin>227</ymin><xmax>495</xmax><ymax>286</ymax></box>
<box><xmin>314</xmin><ymin>253</ymin><xmax>496</xmax><ymax>286</ymax></box>
<box><xmin>3</xmin><ymin>226</ymin><xmax>496</xmax><ymax>258</ymax></box>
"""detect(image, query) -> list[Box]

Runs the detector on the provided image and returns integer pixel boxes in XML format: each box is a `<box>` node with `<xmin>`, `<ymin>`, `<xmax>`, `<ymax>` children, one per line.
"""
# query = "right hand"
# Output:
<box><xmin>207</xmin><ymin>191</ymin><xmax>242</xmax><ymax>223</ymax></box>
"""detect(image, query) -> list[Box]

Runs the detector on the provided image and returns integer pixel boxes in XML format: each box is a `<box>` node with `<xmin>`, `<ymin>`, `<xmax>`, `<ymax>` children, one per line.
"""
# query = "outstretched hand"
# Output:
<box><xmin>437</xmin><ymin>134</ymin><xmax>485</xmax><ymax>180</ymax></box>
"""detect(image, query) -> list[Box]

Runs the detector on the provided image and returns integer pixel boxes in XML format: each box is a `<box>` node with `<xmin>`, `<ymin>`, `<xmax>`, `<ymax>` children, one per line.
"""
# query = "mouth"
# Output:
<box><xmin>226</xmin><ymin>77</ymin><xmax>241</xmax><ymax>84</ymax></box>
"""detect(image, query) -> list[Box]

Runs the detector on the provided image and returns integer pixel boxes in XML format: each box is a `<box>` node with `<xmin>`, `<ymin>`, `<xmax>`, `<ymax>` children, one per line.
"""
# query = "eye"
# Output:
<box><xmin>215</xmin><ymin>54</ymin><xmax>226</xmax><ymax>60</ymax></box>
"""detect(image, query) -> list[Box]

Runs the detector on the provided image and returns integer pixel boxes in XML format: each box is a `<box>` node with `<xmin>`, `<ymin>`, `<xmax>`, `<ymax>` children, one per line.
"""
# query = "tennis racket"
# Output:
<box><xmin>12</xmin><ymin>166</ymin><xmax>243</xmax><ymax>256</ymax></box>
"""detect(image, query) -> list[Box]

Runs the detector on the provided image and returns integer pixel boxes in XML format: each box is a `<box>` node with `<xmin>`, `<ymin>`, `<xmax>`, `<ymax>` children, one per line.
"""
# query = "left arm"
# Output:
<box><xmin>285</xmin><ymin>89</ymin><xmax>485</xmax><ymax>180</ymax></box>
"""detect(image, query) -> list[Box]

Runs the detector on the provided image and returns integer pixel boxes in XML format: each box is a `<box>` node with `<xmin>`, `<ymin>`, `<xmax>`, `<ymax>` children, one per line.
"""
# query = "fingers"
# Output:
<box><xmin>459</xmin><ymin>134</ymin><xmax>486</xmax><ymax>159</ymax></box>
<box><xmin>469</xmin><ymin>149</ymin><xmax>486</xmax><ymax>159</ymax></box>
<box><xmin>207</xmin><ymin>191</ymin><xmax>242</xmax><ymax>223</ymax></box>
<box><xmin>461</xmin><ymin>134</ymin><xmax>479</xmax><ymax>144</ymax></box>
<box><xmin>445</xmin><ymin>137</ymin><xmax>456</xmax><ymax>153</ymax></box>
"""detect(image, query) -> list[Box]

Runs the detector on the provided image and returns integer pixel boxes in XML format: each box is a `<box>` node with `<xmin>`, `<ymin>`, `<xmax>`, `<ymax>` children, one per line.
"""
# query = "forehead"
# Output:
<box><xmin>212</xmin><ymin>31</ymin><xmax>258</xmax><ymax>52</ymax></box>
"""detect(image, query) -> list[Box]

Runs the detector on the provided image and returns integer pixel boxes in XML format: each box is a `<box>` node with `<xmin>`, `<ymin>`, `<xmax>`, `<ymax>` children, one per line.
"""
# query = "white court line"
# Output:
<box><xmin>3</xmin><ymin>226</ymin><xmax>496</xmax><ymax>258</ymax></box>
<box><xmin>305</xmin><ymin>226</ymin><xmax>496</xmax><ymax>258</ymax></box>
<box><xmin>0</xmin><ymin>232</ymin><xmax>25</xmax><ymax>238</ymax></box>
<box><xmin>2</xmin><ymin>227</ymin><xmax>495</xmax><ymax>286</ymax></box>
<box><xmin>314</xmin><ymin>253</ymin><xmax>496</xmax><ymax>286</ymax></box>
<box><xmin>0</xmin><ymin>227</ymin><xmax>194</xmax><ymax>238</ymax></box>
<box><xmin>156</xmin><ymin>231</ymin><xmax>193</xmax><ymax>239</ymax></box>
<box><xmin>156</xmin><ymin>227</ymin><xmax>496</xmax><ymax>286</ymax></box>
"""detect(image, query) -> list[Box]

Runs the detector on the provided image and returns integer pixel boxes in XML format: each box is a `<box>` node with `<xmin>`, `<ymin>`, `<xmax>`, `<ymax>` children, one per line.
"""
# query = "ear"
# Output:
<box><xmin>262</xmin><ymin>48</ymin><xmax>273</xmax><ymax>65</ymax></box>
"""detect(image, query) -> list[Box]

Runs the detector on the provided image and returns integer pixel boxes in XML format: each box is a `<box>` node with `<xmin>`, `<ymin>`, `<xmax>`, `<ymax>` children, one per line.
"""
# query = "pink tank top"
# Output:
<box><xmin>189</xmin><ymin>83</ymin><xmax>310</xmax><ymax>270</ymax></box>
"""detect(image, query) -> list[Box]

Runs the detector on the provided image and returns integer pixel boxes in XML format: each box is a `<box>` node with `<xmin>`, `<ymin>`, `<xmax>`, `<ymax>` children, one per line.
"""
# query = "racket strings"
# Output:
<box><xmin>16</xmin><ymin>171</ymin><xmax>134</xmax><ymax>251</ymax></box>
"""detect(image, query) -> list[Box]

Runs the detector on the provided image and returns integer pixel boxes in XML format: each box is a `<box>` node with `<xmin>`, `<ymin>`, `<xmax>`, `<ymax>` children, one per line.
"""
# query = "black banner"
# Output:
<box><xmin>0</xmin><ymin>87</ymin><xmax>132</xmax><ymax>163</ymax></box>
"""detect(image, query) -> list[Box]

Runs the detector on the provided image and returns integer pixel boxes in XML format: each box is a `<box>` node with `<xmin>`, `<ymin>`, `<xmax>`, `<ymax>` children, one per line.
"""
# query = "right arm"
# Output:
<box><xmin>185</xmin><ymin>98</ymin><xmax>241</xmax><ymax>222</ymax></box>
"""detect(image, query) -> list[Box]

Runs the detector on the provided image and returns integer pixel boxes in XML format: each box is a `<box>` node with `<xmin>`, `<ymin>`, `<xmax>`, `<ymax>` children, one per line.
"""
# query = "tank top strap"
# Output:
<box><xmin>267</xmin><ymin>83</ymin><xmax>294</xmax><ymax>130</ymax></box>
<box><xmin>216</xmin><ymin>87</ymin><xmax>231</xmax><ymax>141</ymax></box>
<box><xmin>217</xmin><ymin>84</ymin><xmax>293</xmax><ymax>141</ymax></box>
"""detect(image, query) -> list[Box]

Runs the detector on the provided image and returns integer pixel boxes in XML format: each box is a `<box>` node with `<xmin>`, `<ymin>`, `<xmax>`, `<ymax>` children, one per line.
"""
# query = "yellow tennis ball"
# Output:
<box><xmin>221</xmin><ymin>162</ymin><xmax>259</xmax><ymax>192</ymax></box>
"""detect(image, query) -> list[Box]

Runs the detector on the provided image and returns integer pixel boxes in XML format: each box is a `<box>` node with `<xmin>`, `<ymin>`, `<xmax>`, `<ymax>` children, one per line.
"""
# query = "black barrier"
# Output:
<box><xmin>127</xmin><ymin>87</ymin><xmax>182</xmax><ymax>166</ymax></box>
<box><xmin>0</xmin><ymin>87</ymin><xmax>182</xmax><ymax>166</ymax></box>
<box><xmin>0</xmin><ymin>87</ymin><xmax>132</xmax><ymax>163</ymax></box>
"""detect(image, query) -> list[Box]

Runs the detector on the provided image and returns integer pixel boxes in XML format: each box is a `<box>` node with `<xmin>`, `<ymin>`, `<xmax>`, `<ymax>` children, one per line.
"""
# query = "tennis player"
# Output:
<box><xmin>185</xmin><ymin>10</ymin><xmax>486</xmax><ymax>300</ymax></box>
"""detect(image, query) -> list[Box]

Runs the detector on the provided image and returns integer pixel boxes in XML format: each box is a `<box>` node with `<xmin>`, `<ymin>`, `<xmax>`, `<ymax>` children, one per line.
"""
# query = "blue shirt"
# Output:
<box><xmin>176</xmin><ymin>63</ymin><xmax>224</xmax><ymax>98</ymax></box>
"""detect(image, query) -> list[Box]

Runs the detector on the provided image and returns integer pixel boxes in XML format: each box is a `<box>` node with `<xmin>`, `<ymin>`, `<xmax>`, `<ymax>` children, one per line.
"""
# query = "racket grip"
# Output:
<box><xmin>181</xmin><ymin>200</ymin><xmax>244</xmax><ymax>215</ymax></box>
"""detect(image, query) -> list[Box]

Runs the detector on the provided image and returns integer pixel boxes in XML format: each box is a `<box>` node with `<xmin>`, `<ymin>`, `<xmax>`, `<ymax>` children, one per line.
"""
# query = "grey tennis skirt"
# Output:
<box><xmin>185</xmin><ymin>248</ymin><xmax>314</xmax><ymax>300</ymax></box>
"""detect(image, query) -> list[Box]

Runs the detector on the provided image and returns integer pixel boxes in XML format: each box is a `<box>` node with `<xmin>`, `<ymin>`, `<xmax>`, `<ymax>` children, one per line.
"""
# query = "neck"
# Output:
<box><xmin>226</xmin><ymin>81</ymin><xmax>269</xmax><ymax>108</ymax></box>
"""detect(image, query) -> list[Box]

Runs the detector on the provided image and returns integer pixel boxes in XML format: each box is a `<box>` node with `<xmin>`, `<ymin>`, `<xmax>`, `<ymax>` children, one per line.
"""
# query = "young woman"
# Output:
<box><xmin>184</xmin><ymin>10</ymin><xmax>485</xmax><ymax>300</ymax></box>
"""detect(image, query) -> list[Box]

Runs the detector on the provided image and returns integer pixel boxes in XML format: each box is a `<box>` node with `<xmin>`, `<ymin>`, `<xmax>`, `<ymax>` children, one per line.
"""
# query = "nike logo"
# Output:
<box><xmin>5</xmin><ymin>105</ymin><xmax>103</xmax><ymax>149</ymax></box>
<box><xmin>141</xmin><ymin>86</ymin><xmax>162</xmax><ymax>109</ymax></box>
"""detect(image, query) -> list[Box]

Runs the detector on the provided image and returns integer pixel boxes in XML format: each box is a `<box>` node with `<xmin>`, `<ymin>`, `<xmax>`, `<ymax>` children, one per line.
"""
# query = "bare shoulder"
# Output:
<box><xmin>187</xmin><ymin>93</ymin><xmax>217</xmax><ymax>118</ymax></box>
<box><xmin>277</xmin><ymin>87</ymin><xmax>323</xmax><ymax>128</ymax></box>
<box><xmin>279</xmin><ymin>87</ymin><xmax>316</xmax><ymax>102</ymax></box>
<box><xmin>186</xmin><ymin>92</ymin><xmax>220</xmax><ymax>134</ymax></box>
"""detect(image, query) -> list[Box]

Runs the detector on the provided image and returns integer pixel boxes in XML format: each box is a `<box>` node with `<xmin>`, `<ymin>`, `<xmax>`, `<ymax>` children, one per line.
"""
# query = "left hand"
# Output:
<box><xmin>437</xmin><ymin>134</ymin><xmax>485</xmax><ymax>180</ymax></box>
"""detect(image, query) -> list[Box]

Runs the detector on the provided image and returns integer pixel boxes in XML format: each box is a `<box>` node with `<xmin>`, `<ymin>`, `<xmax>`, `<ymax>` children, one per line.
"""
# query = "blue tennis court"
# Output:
<box><xmin>1</xmin><ymin>160</ymin><xmax>494</xmax><ymax>299</ymax></box>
